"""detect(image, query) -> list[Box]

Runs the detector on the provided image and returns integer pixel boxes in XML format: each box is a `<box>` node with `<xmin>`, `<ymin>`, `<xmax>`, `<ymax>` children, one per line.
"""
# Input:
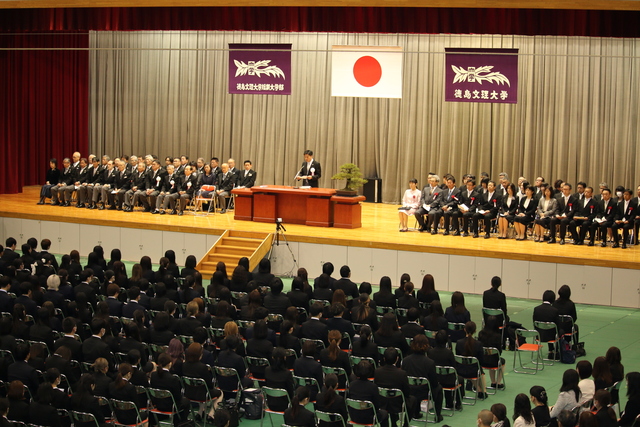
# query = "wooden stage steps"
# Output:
<box><xmin>196</xmin><ymin>230</ymin><xmax>273</xmax><ymax>277</ymax></box>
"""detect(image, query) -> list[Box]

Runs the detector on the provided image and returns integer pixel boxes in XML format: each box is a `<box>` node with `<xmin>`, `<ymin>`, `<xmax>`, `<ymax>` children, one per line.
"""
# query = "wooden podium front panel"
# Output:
<box><xmin>275</xmin><ymin>192</ymin><xmax>308</xmax><ymax>225</ymax></box>
<box><xmin>332</xmin><ymin>195</ymin><xmax>365</xmax><ymax>229</ymax></box>
<box><xmin>232</xmin><ymin>188</ymin><xmax>253</xmax><ymax>221</ymax></box>
<box><xmin>306</xmin><ymin>196</ymin><xmax>333</xmax><ymax>227</ymax></box>
<box><xmin>253</xmin><ymin>193</ymin><xmax>277</xmax><ymax>223</ymax></box>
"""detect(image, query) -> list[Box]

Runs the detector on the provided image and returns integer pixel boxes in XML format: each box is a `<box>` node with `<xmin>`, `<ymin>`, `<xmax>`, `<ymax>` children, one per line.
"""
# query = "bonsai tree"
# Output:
<box><xmin>331</xmin><ymin>163</ymin><xmax>368</xmax><ymax>191</ymax></box>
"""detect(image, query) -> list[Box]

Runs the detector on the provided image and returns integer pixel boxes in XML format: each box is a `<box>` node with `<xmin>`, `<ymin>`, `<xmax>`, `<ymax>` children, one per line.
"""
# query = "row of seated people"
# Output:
<box><xmin>38</xmin><ymin>154</ymin><xmax>256</xmax><ymax>215</ymax></box>
<box><xmin>399</xmin><ymin>173</ymin><xmax>640</xmax><ymax>247</ymax></box>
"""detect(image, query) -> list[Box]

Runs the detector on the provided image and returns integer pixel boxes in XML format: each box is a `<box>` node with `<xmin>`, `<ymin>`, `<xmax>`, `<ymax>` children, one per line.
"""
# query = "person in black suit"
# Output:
<box><xmin>414</xmin><ymin>175</ymin><xmax>444</xmax><ymax>233</ymax></box>
<box><xmin>348</xmin><ymin>361</ymin><xmax>388</xmax><ymax>425</ymax></box>
<box><xmin>46</xmin><ymin>345</ymin><xmax>81</xmax><ymax>386</ymax></box>
<box><xmin>1</xmin><ymin>238</ymin><xmax>19</xmax><ymax>265</ymax></box>
<box><xmin>177</xmin><ymin>165</ymin><xmax>198</xmax><ymax>216</ymax></box>
<box><xmin>264</xmin><ymin>347</ymin><xmax>295</xmax><ymax>412</ymax></box>
<box><xmin>7</xmin><ymin>380</ymin><xmax>30</xmax><ymax>423</ymax></box>
<box><xmin>454</xmin><ymin>321</ymin><xmax>486</xmax><ymax>399</ymax></box>
<box><xmin>105</xmin><ymin>284</ymin><xmax>123</xmax><ymax>317</ymax></box>
<box><xmin>533</xmin><ymin>290</ymin><xmax>561</xmax><ymax>359</ymax></box>
<box><xmin>150</xmin><ymin>353</ymin><xmax>190</xmax><ymax>425</ymax></box>
<box><xmin>435</xmin><ymin>177</ymin><xmax>461</xmax><ymax>236</ymax></box>
<box><xmin>326</xmin><ymin>303</ymin><xmax>355</xmax><ymax>339</ymax></box>
<box><xmin>105</xmin><ymin>161</ymin><xmax>131</xmax><ymax>210</ymax></box>
<box><xmin>618</xmin><ymin>372</ymin><xmax>640</xmax><ymax>427</ymax></box>
<box><xmin>122</xmin><ymin>287</ymin><xmax>147</xmax><ymax>319</ymax></box>
<box><xmin>70</xmin><ymin>374</ymin><xmax>106</xmax><ymax>427</ymax></box>
<box><xmin>245</xmin><ymin>320</ymin><xmax>274</xmax><ymax>380</ymax></box>
<box><xmin>314</xmin><ymin>263</ymin><xmax>338</xmax><ymax>291</ymax></box>
<box><xmin>319</xmin><ymin>330</ymin><xmax>352</xmax><ymax>388</ymax></box>
<box><xmin>482</xmin><ymin>276</ymin><xmax>508</xmax><ymax>328</ymax></box>
<box><xmin>182</xmin><ymin>343</ymin><xmax>222</xmax><ymax>420</ymax></box>
<box><xmin>473</xmin><ymin>181</ymin><xmax>501</xmax><ymax>239</ymax></box>
<box><xmin>177</xmin><ymin>301</ymin><xmax>202</xmax><ymax>337</ymax></box>
<box><xmin>402</xmin><ymin>334</ymin><xmax>443</xmax><ymax>421</ymax></box>
<box><xmin>299</xmin><ymin>302</ymin><xmax>328</xmax><ymax>344</ymax></box>
<box><xmin>29</xmin><ymin>383</ymin><xmax>62</xmax><ymax>427</ymax></box>
<box><xmin>15</xmin><ymin>282</ymin><xmax>38</xmax><ymax>318</ymax></box>
<box><xmin>123</xmin><ymin>162</ymin><xmax>149</xmax><ymax>212</ymax></box>
<box><xmin>51</xmin><ymin>158</ymin><xmax>75</xmax><ymax>206</ymax></box>
<box><xmin>82</xmin><ymin>318</ymin><xmax>115</xmax><ymax>368</ymax></box>
<box><xmin>549</xmin><ymin>183</ymin><xmax>578</xmax><ymax>244</ymax></box>
<box><xmin>215</xmin><ymin>336</ymin><xmax>246</xmax><ymax>395</ymax></box>
<box><xmin>612</xmin><ymin>189</ymin><xmax>638</xmax><ymax>249</ymax></box>
<box><xmin>401</xmin><ymin>308</ymin><xmax>424</xmax><ymax>339</ymax></box>
<box><xmin>38</xmin><ymin>158</ymin><xmax>62</xmax><ymax>205</ymax></box>
<box><xmin>293</xmin><ymin>340</ymin><xmax>323</xmax><ymax>401</ymax></box>
<box><xmin>374</xmin><ymin>313</ymin><xmax>409</xmax><ymax>356</ymax></box>
<box><xmin>568</xmin><ymin>186</ymin><xmax>597</xmax><ymax>245</ymax></box>
<box><xmin>215</xmin><ymin>163</ymin><xmax>236</xmax><ymax>214</ymax></box>
<box><xmin>283</xmin><ymin>387</ymin><xmax>316</xmax><ymax>427</ymax></box>
<box><xmin>589</xmin><ymin>188</ymin><xmax>617</xmax><ymax>247</ymax></box>
<box><xmin>70</xmin><ymin>158</ymin><xmax>90</xmax><ymax>208</ymax></box>
<box><xmin>316</xmin><ymin>373</ymin><xmax>348</xmax><ymax>427</ymax></box>
<box><xmin>333</xmin><ymin>266</ymin><xmax>359</xmax><ymax>303</ymax></box>
<box><xmin>513</xmin><ymin>185</ymin><xmax>538</xmax><ymax>240</ymax></box>
<box><xmin>0</xmin><ymin>277</ymin><xmax>14</xmax><ymax>314</ymax></box>
<box><xmin>454</xmin><ymin>179</ymin><xmax>482</xmax><ymax>237</ymax></box>
<box><xmin>108</xmin><ymin>363</ymin><xmax>146</xmax><ymax>425</ymax></box>
<box><xmin>7</xmin><ymin>343</ymin><xmax>39</xmax><ymax>395</ymax></box>
<box><xmin>54</xmin><ymin>317</ymin><xmax>83</xmax><ymax>362</ymax></box>
<box><xmin>153</xmin><ymin>164</ymin><xmax>178</xmax><ymax>214</ymax></box>
<box><xmin>374</xmin><ymin>347</ymin><xmax>414</xmax><ymax>427</ymax></box>
<box><xmin>237</xmin><ymin>160</ymin><xmax>257</xmax><ymax>188</ymax></box>
<box><xmin>263</xmin><ymin>278</ymin><xmax>292</xmax><ymax>316</ymax></box>
<box><xmin>141</xmin><ymin>160</ymin><xmax>166</xmax><ymax>212</ymax></box>
<box><xmin>296</xmin><ymin>150</ymin><xmax>321</xmax><ymax>188</ymax></box>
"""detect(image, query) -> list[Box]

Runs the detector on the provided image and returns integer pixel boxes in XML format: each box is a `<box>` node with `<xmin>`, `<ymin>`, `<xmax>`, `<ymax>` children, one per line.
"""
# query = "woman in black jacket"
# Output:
<box><xmin>264</xmin><ymin>347</ymin><xmax>295</xmax><ymax>412</ymax></box>
<box><xmin>319</xmin><ymin>330</ymin><xmax>351</xmax><ymax>388</ymax></box>
<box><xmin>70</xmin><ymin>374</ymin><xmax>106</xmax><ymax>427</ymax></box>
<box><xmin>283</xmin><ymin>387</ymin><xmax>315</xmax><ymax>427</ymax></box>
<box><xmin>149</xmin><ymin>353</ymin><xmax>190</xmax><ymax>426</ymax></box>
<box><xmin>29</xmin><ymin>383</ymin><xmax>61</xmax><ymax>427</ymax></box>
<box><xmin>316</xmin><ymin>374</ymin><xmax>348</xmax><ymax>427</ymax></box>
<box><xmin>38</xmin><ymin>158</ymin><xmax>61</xmax><ymax>205</ymax></box>
<box><xmin>351</xmin><ymin>325</ymin><xmax>379</xmax><ymax>363</ymax></box>
<box><xmin>109</xmin><ymin>363</ymin><xmax>145</xmax><ymax>426</ymax></box>
<box><xmin>455</xmin><ymin>321</ymin><xmax>486</xmax><ymax>399</ymax></box>
<box><xmin>374</xmin><ymin>313</ymin><xmax>409</xmax><ymax>356</ymax></box>
<box><xmin>182</xmin><ymin>343</ymin><xmax>222</xmax><ymax>421</ymax></box>
<box><xmin>373</xmin><ymin>276</ymin><xmax>396</xmax><ymax>309</ymax></box>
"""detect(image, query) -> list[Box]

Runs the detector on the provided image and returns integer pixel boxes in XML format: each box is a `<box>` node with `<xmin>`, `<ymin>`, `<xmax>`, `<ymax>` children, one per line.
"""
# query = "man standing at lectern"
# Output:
<box><xmin>296</xmin><ymin>150</ymin><xmax>322</xmax><ymax>188</ymax></box>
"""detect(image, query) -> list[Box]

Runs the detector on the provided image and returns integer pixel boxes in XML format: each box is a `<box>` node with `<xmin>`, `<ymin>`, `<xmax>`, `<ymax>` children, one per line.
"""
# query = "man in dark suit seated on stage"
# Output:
<box><xmin>568</xmin><ymin>186</ymin><xmax>597</xmax><ymax>245</ymax></box>
<box><xmin>455</xmin><ymin>179</ymin><xmax>482</xmax><ymax>237</ymax></box>
<box><xmin>123</xmin><ymin>162</ymin><xmax>149</xmax><ymax>212</ymax></box>
<box><xmin>612</xmin><ymin>189</ymin><xmax>637</xmax><ymax>249</ymax></box>
<box><xmin>98</xmin><ymin>160</ymin><xmax>117</xmax><ymax>210</ymax></box>
<box><xmin>107</xmin><ymin>161</ymin><xmax>132</xmax><ymax>210</ymax></box>
<box><xmin>533</xmin><ymin>290</ymin><xmax>561</xmax><ymax>359</ymax></box>
<box><xmin>549</xmin><ymin>183</ymin><xmax>577</xmax><ymax>245</ymax></box>
<box><xmin>142</xmin><ymin>160</ymin><xmax>166</xmax><ymax>212</ymax></box>
<box><xmin>71</xmin><ymin>158</ymin><xmax>90</xmax><ymax>208</ymax></box>
<box><xmin>473</xmin><ymin>180</ymin><xmax>500</xmax><ymax>239</ymax></box>
<box><xmin>177</xmin><ymin>165</ymin><xmax>198</xmax><ymax>216</ymax></box>
<box><xmin>51</xmin><ymin>158</ymin><xmax>75</xmax><ymax>206</ymax></box>
<box><xmin>237</xmin><ymin>160</ymin><xmax>257</xmax><ymax>188</ymax></box>
<box><xmin>415</xmin><ymin>174</ymin><xmax>444</xmax><ymax>234</ymax></box>
<box><xmin>589</xmin><ymin>188</ymin><xmax>617</xmax><ymax>247</ymax></box>
<box><xmin>435</xmin><ymin>176</ymin><xmax>461</xmax><ymax>236</ymax></box>
<box><xmin>215</xmin><ymin>163</ymin><xmax>236</xmax><ymax>214</ymax></box>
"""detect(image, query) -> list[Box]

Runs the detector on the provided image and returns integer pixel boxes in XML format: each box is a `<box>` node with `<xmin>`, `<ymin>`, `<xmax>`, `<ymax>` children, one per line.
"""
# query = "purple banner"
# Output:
<box><xmin>445</xmin><ymin>48</ymin><xmax>518</xmax><ymax>104</ymax></box>
<box><xmin>228</xmin><ymin>43</ymin><xmax>291</xmax><ymax>95</ymax></box>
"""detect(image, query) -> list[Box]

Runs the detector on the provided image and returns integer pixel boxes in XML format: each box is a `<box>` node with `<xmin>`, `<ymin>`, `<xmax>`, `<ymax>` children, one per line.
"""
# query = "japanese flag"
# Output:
<box><xmin>331</xmin><ymin>46</ymin><xmax>403</xmax><ymax>98</ymax></box>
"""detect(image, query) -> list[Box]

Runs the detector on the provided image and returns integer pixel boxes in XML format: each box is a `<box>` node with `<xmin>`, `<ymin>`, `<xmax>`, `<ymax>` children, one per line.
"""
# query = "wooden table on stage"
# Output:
<box><xmin>233</xmin><ymin>185</ymin><xmax>367</xmax><ymax>228</ymax></box>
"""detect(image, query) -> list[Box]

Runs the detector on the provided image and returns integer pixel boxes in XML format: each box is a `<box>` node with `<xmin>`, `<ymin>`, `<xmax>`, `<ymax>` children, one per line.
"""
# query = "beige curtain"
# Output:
<box><xmin>89</xmin><ymin>32</ymin><xmax>640</xmax><ymax>203</ymax></box>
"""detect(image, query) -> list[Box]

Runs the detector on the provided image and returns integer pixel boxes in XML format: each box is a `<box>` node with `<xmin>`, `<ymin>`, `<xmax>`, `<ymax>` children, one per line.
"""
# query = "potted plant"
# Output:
<box><xmin>331</xmin><ymin>163</ymin><xmax>368</xmax><ymax>197</ymax></box>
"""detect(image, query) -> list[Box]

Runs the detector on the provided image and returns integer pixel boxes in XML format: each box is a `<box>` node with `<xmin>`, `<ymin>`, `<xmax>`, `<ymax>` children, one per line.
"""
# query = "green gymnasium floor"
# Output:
<box><xmin>102</xmin><ymin>259</ymin><xmax>640</xmax><ymax>426</ymax></box>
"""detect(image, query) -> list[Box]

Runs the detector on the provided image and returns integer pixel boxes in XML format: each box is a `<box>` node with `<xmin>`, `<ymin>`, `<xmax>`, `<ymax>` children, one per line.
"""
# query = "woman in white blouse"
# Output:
<box><xmin>513</xmin><ymin>393</ymin><xmax>536</xmax><ymax>427</ymax></box>
<box><xmin>533</xmin><ymin>186</ymin><xmax>559</xmax><ymax>242</ymax></box>
<box><xmin>398</xmin><ymin>179</ymin><xmax>421</xmax><ymax>232</ymax></box>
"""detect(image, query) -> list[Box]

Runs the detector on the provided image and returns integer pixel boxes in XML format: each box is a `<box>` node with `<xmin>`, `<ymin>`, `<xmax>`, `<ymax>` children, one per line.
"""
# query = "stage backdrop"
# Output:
<box><xmin>89</xmin><ymin>32</ymin><xmax>640</xmax><ymax>203</ymax></box>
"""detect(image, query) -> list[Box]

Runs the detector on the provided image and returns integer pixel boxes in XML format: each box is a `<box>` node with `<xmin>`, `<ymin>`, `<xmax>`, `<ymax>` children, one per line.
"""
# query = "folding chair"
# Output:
<box><xmin>340</xmin><ymin>331</ymin><xmax>353</xmax><ymax>353</ymax></box>
<box><xmin>0</xmin><ymin>349</ymin><xmax>15</xmax><ymax>364</ymax></box>
<box><xmin>377</xmin><ymin>346</ymin><xmax>403</xmax><ymax>362</ymax></box>
<box><xmin>454</xmin><ymin>355</ymin><xmax>484</xmax><ymax>405</ymax></box>
<box><xmin>96</xmin><ymin>395</ymin><xmax>115</xmax><ymax>424</ymax></box>
<box><xmin>149</xmin><ymin>344</ymin><xmax>168</xmax><ymax>361</ymax></box>
<box><xmin>147</xmin><ymin>387</ymin><xmax>180</xmax><ymax>426</ymax></box>
<box><xmin>246</xmin><ymin>356</ymin><xmax>271</xmax><ymax>386</ymax></box>
<box><xmin>349</xmin><ymin>355</ymin><xmax>377</xmax><ymax>370</ymax></box>
<box><xmin>214</xmin><ymin>366</ymin><xmax>243</xmax><ymax>406</ymax></box>
<box><xmin>533</xmin><ymin>321</ymin><xmax>559</xmax><ymax>364</ymax></box>
<box><xmin>513</xmin><ymin>329</ymin><xmax>544</xmax><ymax>374</ymax></box>
<box><xmin>317</xmin><ymin>410</ymin><xmax>347</xmax><ymax>427</ymax></box>
<box><xmin>346</xmin><ymin>398</ymin><xmax>381</xmax><ymax>427</ymax></box>
<box><xmin>110</xmin><ymin>399</ymin><xmax>148</xmax><ymax>427</ymax></box>
<box><xmin>260</xmin><ymin>387</ymin><xmax>291</xmax><ymax>427</ymax></box>
<box><xmin>435</xmin><ymin>366</ymin><xmax>463</xmax><ymax>416</ymax></box>
<box><xmin>481</xmin><ymin>307</ymin><xmax>506</xmax><ymax>345</ymax></box>
<box><xmin>192</xmin><ymin>190</ymin><xmax>216</xmax><ymax>216</ymax></box>
<box><xmin>293</xmin><ymin>375</ymin><xmax>321</xmax><ymax>403</ymax></box>
<box><xmin>379</xmin><ymin>387</ymin><xmax>410</xmax><ymax>427</ymax></box>
<box><xmin>447</xmin><ymin>322</ymin><xmax>466</xmax><ymax>344</ymax></box>
<box><xmin>70</xmin><ymin>411</ymin><xmax>101</xmax><ymax>427</ymax></box>
<box><xmin>309</xmin><ymin>299</ymin><xmax>330</xmax><ymax>308</ymax></box>
<box><xmin>375</xmin><ymin>306</ymin><xmax>394</xmax><ymax>322</ymax></box>
<box><xmin>558</xmin><ymin>314</ymin><xmax>576</xmax><ymax>345</ymax></box>
<box><xmin>177</xmin><ymin>335</ymin><xmax>193</xmax><ymax>346</ymax></box>
<box><xmin>322</xmin><ymin>366</ymin><xmax>349</xmax><ymax>394</ymax></box>
<box><xmin>407</xmin><ymin>376</ymin><xmax>435</xmax><ymax>424</ymax></box>
<box><xmin>482</xmin><ymin>347</ymin><xmax>505</xmax><ymax>394</ymax></box>
<box><xmin>300</xmin><ymin>338</ymin><xmax>326</xmax><ymax>352</ymax></box>
<box><xmin>182</xmin><ymin>374</ymin><xmax>219</xmax><ymax>427</ymax></box>
<box><xmin>395</xmin><ymin>308</ymin><xmax>409</xmax><ymax>324</ymax></box>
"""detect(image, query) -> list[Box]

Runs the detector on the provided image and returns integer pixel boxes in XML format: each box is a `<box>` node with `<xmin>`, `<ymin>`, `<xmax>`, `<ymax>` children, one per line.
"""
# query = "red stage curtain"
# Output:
<box><xmin>0</xmin><ymin>33</ymin><xmax>88</xmax><ymax>194</ymax></box>
<box><xmin>0</xmin><ymin>7</ymin><xmax>639</xmax><ymax>37</ymax></box>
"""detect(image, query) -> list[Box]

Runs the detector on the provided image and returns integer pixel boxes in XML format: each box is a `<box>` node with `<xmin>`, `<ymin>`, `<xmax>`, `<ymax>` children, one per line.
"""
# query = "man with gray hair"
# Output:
<box><xmin>415</xmin><ymin>174</ymin><xmax>444</xmax><ymax>234</ymax></box>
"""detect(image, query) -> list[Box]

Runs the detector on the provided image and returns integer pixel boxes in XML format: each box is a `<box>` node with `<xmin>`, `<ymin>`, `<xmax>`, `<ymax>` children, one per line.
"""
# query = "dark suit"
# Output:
<box><xmin>348</xmin><ymin>379</ymin><xmax>387</xmax><ymax>425</ymax></box>
<box><xmin>549</xmin><ymin>194</ymin><xmax>577</xmax><ymax>241</ymax></box>
<box><xmin>454</xmin><ymin>188</ymin><xmax>482</xmax><ymax>235</ymax></box>
<box><xmin>283</xmin><ymin>405</ymin><xmax>316</xmax><ymax>427</ymax></box>
<box><xmin>263</xmin><ymin>293</ymin><xmax>292</xmax><ymax>316</ymax></box>
<box><xmin>613</xmin><ymin>198</ymin><xmax>638</xmax><ymax>247</ymax></box>
<box><xmin>293</xmin><ymin>356</ymin><xmax>324</xmax><ymax>400</ymax></box>
<box><xmin>106</xmin><ymin>297</ymin><xmax>123</xmax><ymax>317</ymax></box>
<box><xmin>532</xmin><ymin>302</ymin><xmax>561</xmax><ymax>344</ymax></box>
<box><xmin>333</xmin><ymin>278</ymin><xmax>359</xmax><ymax>301</ymax></box>
<box><xmin>29</xmin><ymin>402</ymin><xmax>61</xmax><ymax>427</ymax></box>
<box><xmin>54</xmin><ymin>335</ymin><xmax>84</xmax><ymax>362</ymax></box>
<box><xmin>122</xmin><ymin>301</ymin><xmax>146</xmax><ymax>319</ymax></box>
<box><xmin>178</xmin><ymin>173</ymin><xmax>199</xmax><ymax>213</ymax></box>
<box><xmin>149</xmin><ymin>370</ymin><xmax>190</xmax><ymax>422</ymax></box>
<box><xmin>376</xmin><ymin>364</ymin><xmax>413</xmax><ymax>427</ymax></box>
<box><xmin>589</xmin><ymin>198</ymin><xmax>618</xmax><ymax>245</ymax></box>
<box><xmin>237</xmin><ymin>169</ymin><xmax>257</xmax><ymax>188</ymax></box>
<box><xmin>108</xmin><ymin>169</ymin><xmax>132</xmax><ymax>208</ymax></box>
<box><xmin>0</xmin><ymin>290</ymin><xmax>14</xmax><ymax>314</ymax></box>
<box><xmin>569</xmin><ymin>197</ymin><xmax>598</xmax><ymax>243</ymax></box>
<box><xmin>299</xmin><ymin>318</ymin><xmax>328</xmax><ymax>345</ymax></box>
<box><xmin>216</xmin><ymin>172</ymin><xmax>236</xmax><ymax>210</ymax></box>
<box><xmin>177</xmin><ymin>316</ymin><xmax>202</xmax><ymax>337</ymax></box>
<box><xmin>8</xmin><ymin>360</ymin><xmax>39</xmax><ymax>394</ymax></box>
<box><xmin>82</xmin><ymin>336</ymin><xmax>114</xmax><ymax>366</ymax></box>
<box><xmin>435</xmin><ymin>187</ymin><xmax>461</xmax><ymax>234</ymax></box>
<box><xmin>402</xmin><ymin>353</ymin><xmax>443</xmax><ymax>417</ymax></box>
<box><xmin>473</xmin><ymin>191</ymin><xmax>501</xmax><ymax>236</ymax></box>
<box><xmin>415</xmin><ymin>186</ymin><xmax>444</xmax><ymax>231</ymax></box>
<box><xmin>298</xmin><ymin>159</ymin><xmax>321</xmax><ymax>187</ymax></box>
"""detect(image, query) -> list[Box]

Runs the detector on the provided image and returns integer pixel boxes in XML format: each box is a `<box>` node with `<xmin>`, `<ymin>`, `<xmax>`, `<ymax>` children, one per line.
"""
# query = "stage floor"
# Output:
<box><xmin>2</xmin><ymin>186</ymin><xmax>640</xmax><ymax>270</ymax></box>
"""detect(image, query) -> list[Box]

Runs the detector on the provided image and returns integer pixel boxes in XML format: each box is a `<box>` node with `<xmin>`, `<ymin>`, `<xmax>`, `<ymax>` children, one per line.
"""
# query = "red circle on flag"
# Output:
<box><xmin>353</xmin><ymin>56</ymin><xmax>382</xmax><ymax>87</ymax></box>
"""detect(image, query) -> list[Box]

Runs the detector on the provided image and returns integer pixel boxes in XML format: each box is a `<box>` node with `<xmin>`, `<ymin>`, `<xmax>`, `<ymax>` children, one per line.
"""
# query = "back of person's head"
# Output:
<box><xmin>269</xmin><ymin>278</ymin><xmax>284</xmax><ymax>295</ymax></box>
<box><xmin>92</xmin><ymin>357</ymin><xmax>109</xmax><ymax>373</ymax></box>
<box><xmin>301</xmin><ymin>340</ymin><xmax>316</xmax><ymax>357</ymax></box>
<box><xmin>323</xmin><ymin>373</ymin><xmax>338</xmax><ymax>409</ymax></box>
<box><xmin>55</xmin><ymin>346</ymin><xmax>71</xmax><ymax>361</ymax></box>
<box><xmin>258</xmin><ymin>258</ymin><xmax>271</xmax><ymax>274</ymax></box>
<box><xmin>355</xmin><ymin>360</ymin><xmax>374</xmax><ymax>380</ymax></box>
<box><xmin>576</xmin><ymin>360</ymin><xmax>593</xmax><ymax>379</ymax></box>
<box><xmin>15</xmin><ymin>343</ymin><xmax>29</xmax><ymax>362</ymax></box>
<box><xmin>290</xmin><ymin>386</ymin><xmax>310</xmax><ymax>418</ymax></box>
<box><xmin>560</xmin><ymin>369</ymin><xmax>581</xmax><ymax>400</ymax></box>
<box><xmin>358</xmin><ymin>325</ymin><xmax>372</xmax><ymax>347</ymax></box>
<box><xmin>309</xmin><ymin>302</ymin><xmax>323</xmax><ymax>318</ymax></box>
<box><xmin>126</xmin><ymin>349</ymin><xmax>142</xmax><ymax>366</ymax></box>
<box><xmin>46</xmin><ymin>274</ymin><xmax>60</xmax><ymax>291</ymax></box>
<box><xmin>490</xmin><ymin>403</ymin><xmax>508</xmax><ymax>424</ymax></box>
<box><xmin>76</xmin><ymin>373</ymin><xmax>96</xmax><ymax>396</ymax></box>
<box><xmin>153</xmin><ymin>312</ymin><xmax>170</xmax><ymax>331</ymax></box>
<box><xmin>322</xmin><ymin>262</ymin><xmax>334</xmax><ymax>276</ymax></box>
<box><xmin>90</xmin><ymin>318</ymin><xmax>106</xmax><ymax>335</ymax></box>
<box><xmin>44</xmin><ymin>367</ymin><xmax>61</xmax><ymax>384</ymax></box>
<box><xmin>605</xmin><ymin>346</ymin><xmax>622</xmax><ymax>365</ymax></box>
<box><xmin>185</xmin><ymin>343</ymin><xmax>203</xmax><ymax>363</ymax></box>
<box><xmin>513</xmin><ymin>393</ymin><xmax>533</xmax><ymax>423</ymax></box>
<box><xmin>224</xmin><ymin>335</ymin><xmax>239</xmax><ymax>352</ymax></box>
<box><xmin>212</xmin><ymin>409</ymin><xmax>230</xmax><ymax>427</ymax></box>
<box><xmin>359</xmin><ymin>282</ymin><xmax>372</xmax><ymax>295</ymax></box>
<box><xmin>578</xmin><ymin>410</ymin><xmax>598</xmax><ymax>427</ymax></box>
<box><xmin>317</xmin><ymin>274</ymin><xmax>331</xmax><ymax>289</ymax></box>
<box><xmin>62</xmin><ymin>316</ymin><xmax>77</xmax><ymax>334</ymax></box>
<box><xmin>128</xmin><ymin>286</ymin><xmax>141</xmax><ymax>301</ymax></box>
<box><xmin>253</xmin><ymin>319</ymin><xmax>268</xmax><ymax>340</ymax></box>
<box><xmin>186</xmin><ymin>300</ymin><xmax>199</xmax><ymax>316</ymax></box>
<box><xmin>379</xmin><ymin>276</ymin><xmax>392</xmax><ymax>293</ymax></box>
<box><xmin>18</xmin><ymin>282</ymin><xmax>31</xmax><ymax>296</ymax></box>
<box><xmin>383</xmin><ymin>347</ymin><xmax>398</xmax><ymax>365</ymax></box>
<box><xmin>407</xmin><ymin>307</ymin><xmax>420</xmax><ymax>323</ymax></box>
<box><xmin>192</xmin><ymin>327</ymin><xmax>208</xmax><ymax>345</ymax></box>
<box><xmin>7</xmin><ymin>380</ymin><xmax>25</xmax><ymax>400</ymax></box>
<box><xmin>378</xmin><ymin>312</ymin><xmax>398</xmax><ymax>336</ymax></box>
<box><xmin>478</xmin><ymin>409</ymin><xmax>494</xmax><ymax>427</ymax></box>
<box><xmin>420</xmin><ymin>274</ymin><xmax>435</xmax><ymax>294</ymax></box>
<box><xmin>542</xmin><ymin>290</ymin><xmax>556</xmax><ymax>303</ymax></box>
<box><xmin>530</xmin><ymin>385</ymin><xmax>548</xmax><ymax>405</ymax></box>
<box><xmin>271</xmin><ymin>347</ymin><xmax>287</xmax><ymax>371</ymax></box>
<box><xmin>330</xmin><ymin>302</ymin><xmax>345</xmax><ymax>317</ymax></box>
<box><xmin>491</xmin><ymin>276</ymin><xmax>501</xmax><ymax>290</ymax></box>
<box><xmin>451</xmin><ymin>291</ymin><xmax>466</xmax><ymax>314</ymax></box>
<box><xmin>339</xmin><ymin>265</ymin><xmax>350</xmax><ymax>278</ymax></box>
<box><xmin>36</xmin><ymin>383</ymin><xmax>54</xmax><ymax>405</ymax></box>
<box><xmin>254</xmin><ymin>307</ymin><xmax>268</xmax><ymax>321</ymax></box>
<box><xmin>558</xmin><ymin>284</ymin><xmax>572</xmax><ymax>300</ymax></box>
<box><xmin>435</xmin><ymin>329</ymin><xmax>449</xmax><ymax>347</ymax></box>
<box><xmin>411</xmin><ymin>334</ymin><xmax>429</xmax><ymax>355</ymax></box>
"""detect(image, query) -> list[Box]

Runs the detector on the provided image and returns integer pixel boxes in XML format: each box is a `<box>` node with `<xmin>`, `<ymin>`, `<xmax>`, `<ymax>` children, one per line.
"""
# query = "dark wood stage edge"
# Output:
<box><xmin>2</xmin><ymin>186</ymin><xmax>640</xmax><ymax>271</ymax></box>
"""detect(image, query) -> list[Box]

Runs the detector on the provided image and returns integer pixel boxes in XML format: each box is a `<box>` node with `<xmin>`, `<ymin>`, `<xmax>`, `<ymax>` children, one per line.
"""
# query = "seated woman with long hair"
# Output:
<box><xmin>533</xmin><ymin>186</ymin><xmax>558</xmax><ymax>242</ymax></box>
<box><xmin>283</xmin><ymin>387</ymin><xmax>315</xmax><ymax>427</ymax></box>
<box><xmin>319</xmin><ymin>330</ymin><xmax>351</xmax><ymax>388</ymax></box>
<box><xmin>351</xmin><ymin>294</ymin><xmax>378</xmax><ymax>331</ymax></box>
<box><xmin>444</xmin><ymin>291</ymin><xmax>471</xmax><ymax>342</ymax></box>
<box><xmin>398</xmin><ymin>179</ymin><xmax>421</xmax><ymax>232</ymax></box>
<box><xmin>455</xmin><ymin>321</ymin><xmax>486</xmax><ymax>399</ymax></box>
<box><xmin>497</xmin><ymin>183</ymin><xmax>518</xmax><ymax>239</ymax></box>
<box><xmin>513</xmin><ymin>185</ymin><xmax>538</xmax><ymax>240</ymax></box>
<box><xmin>70</xmin><ymin>374</ymin><xmax>106</xmax><ymax>427</ymax></box>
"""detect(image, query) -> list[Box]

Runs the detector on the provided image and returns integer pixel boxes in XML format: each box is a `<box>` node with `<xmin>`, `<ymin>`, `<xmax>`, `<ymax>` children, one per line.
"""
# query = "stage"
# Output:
<box><xmin>2</xmin><ymin>186</ymin><xmax>640</xmax><ymax>308</ymax></box>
